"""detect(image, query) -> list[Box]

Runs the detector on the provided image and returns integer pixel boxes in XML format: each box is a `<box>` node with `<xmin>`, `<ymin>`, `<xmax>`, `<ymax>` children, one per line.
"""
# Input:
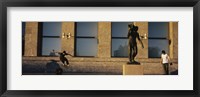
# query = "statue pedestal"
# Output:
<box><xmin>123</xmin><ymin>64</ymin><xmax>144</xmax><ymax>75</ymax></box>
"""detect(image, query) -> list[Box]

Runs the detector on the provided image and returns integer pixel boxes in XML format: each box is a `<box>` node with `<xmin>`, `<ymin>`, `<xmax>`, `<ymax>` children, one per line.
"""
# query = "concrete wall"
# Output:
<box><xmin>61</xmin><ymin>22</ymin><xmax>75</xmax><ymax>56</ymax></box>
<box><xmin>173</xmin><ymin>22</ymin><xmax>178</xmax><ymax>59</ymax></box>
<box><xmin>98</xmin><ymin>22</ymin><xmax>111</xmax><ymax>58</ymax></box>
<box><xmin>169</xmin><ymin>22</ymin><xmax>178</xmax><ymax>59</ymax></box>
<box><xmin>24</xmin><ymin>22</ymin><xmax>39</xmax><ymax>56</ymax></box>
<box><xmin>135</xmin><ymin>22</ymin><xmax>148</xmax><ymax>58</ymax></box>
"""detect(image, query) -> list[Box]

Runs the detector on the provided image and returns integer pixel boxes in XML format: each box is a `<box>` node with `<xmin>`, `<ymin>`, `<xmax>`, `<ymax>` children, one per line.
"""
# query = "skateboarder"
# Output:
<box><xmin>127</xmin><ymin>24</ymin><xmax>144</xmax><ymax>64</ymax></box>
<box><xmin>56</xmin><ymin>51</ymin><xmax>72</xmax><ymax>66</ymax></box>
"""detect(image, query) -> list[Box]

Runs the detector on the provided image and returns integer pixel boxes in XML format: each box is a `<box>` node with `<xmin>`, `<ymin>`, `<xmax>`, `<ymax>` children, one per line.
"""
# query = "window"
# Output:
<box><xmin>41</xmin><ymin>22</ymin><xmax>61</xmax><ymax>56</ymax></box>
<box><xmin>22</xmin><ymin>22</ymin><xmax>26</xmax><ymax>56</ymax></box>
<box><xmin>111</xmin><ymin>22</ymin><xmax>130</xmax><ymax>57</ymax></box>
<box><xmin>148</xmin><ymin>22</ymin><xmax>169</xmax><ymax>58</ymax></box>
<box><xmin>75</xmin><ymin>22</ymin><xmax>98</xmax><ymax>57</ymax></box>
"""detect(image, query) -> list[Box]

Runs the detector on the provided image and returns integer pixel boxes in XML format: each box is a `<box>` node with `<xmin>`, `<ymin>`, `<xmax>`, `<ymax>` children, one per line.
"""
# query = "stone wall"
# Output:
<box><xmin>169</xmin><ymin>22</ymin><xmax>178</xmax><ymax>59</ymax></box>
<box><xmin>61</xmin><ymin>22</ymin><xmax>75</xmax><ymax>55</ymax></box>
<box><xmin>173</xmin><ymin>22</ymin><xmax>178</xmax><ymax>59</ymax></box>
<box><xmin>24</xmin><ymin>22</ymin><xmax>39</xmax><ymax>56</ymax></box>
<box><xmin>98</xmin><ymin>22</ymin><xmax>111</xmax><ymax>58</ymax></box>
<box><xmin>135</xmin><ymin>22</ymin><xmax>148</xmax><ymax>58</ymax></box>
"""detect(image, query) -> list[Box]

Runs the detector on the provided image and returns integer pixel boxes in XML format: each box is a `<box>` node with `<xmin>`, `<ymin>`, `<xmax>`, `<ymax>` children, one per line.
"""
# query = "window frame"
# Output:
<box><xmin>74</xmin><ymin>22</ymin><xmax>98</xmax><ymax>57</ymax></box>
<box><xmin>40</xmin><ymin>22</ymin><xmax>62</xmax><ymax>56</ymax></box>
<box><xmin>111</xmin><ymin>22</ymin><xmax>130</xmax><ymax>58</ymax></box>
<box><xmin>148</xmin><ymin>22</ymin><xmax>170</xmax><ymax>58</ymax></box>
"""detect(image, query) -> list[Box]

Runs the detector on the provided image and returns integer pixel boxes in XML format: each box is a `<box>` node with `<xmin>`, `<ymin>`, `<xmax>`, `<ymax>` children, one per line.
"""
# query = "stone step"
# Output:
<box><xmin>23</xmin><ymin>57</ymin><xmax>178</xmax><ymax>63</ymax></box>
<box><xmin>123</xmin><ymin>64</ymin><xmax>144</xmax><ymax>75</ymax></box>
<box><xmin>22</xmin><ymin>60</ymin><xmax>178</xmax><ymax>75</ymax></box>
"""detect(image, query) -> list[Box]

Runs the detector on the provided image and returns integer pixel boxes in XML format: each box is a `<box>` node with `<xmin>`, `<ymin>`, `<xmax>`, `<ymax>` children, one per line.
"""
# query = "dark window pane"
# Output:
<box><xmin>112</xmin><ymin>22</ymin><xmax>130</xmax><ymax>37</ymax></box>
<box><xmin>42</xmin><ymin>38</ymin><xmax>61</xmax><ymax>56</ymax></box>
<box><xmin>112</xmin><ymin>39</ymin><xmax>128</xmax><ymax>57</ymax></box>
<box><xmin>148</xmin><ymin>39</ymin><xmax>169</xmax><ymax>58</ymax></box>
<box><xmin>77</xmin><ymin>22</ymin><xmax>97</xmax><ymax>37</ymax></box>
<box><xmin>22</xmin><ymin>22</ymin><xmax>26</xmax><ymax>56</ymax></box>
<box><xmin>76</xmin><ymin>38</ymin><xmax>97</xmax><ymax>56</ymax></box>
<box><xmin>22</xmin><ymin>22</ymin><xmax>26</xmax><ymax>36</ymax></box>
<box><xmin>42</xmin><ymin>22</ymin><xmax>61</xmax><ymax>36</ymax></box>
<box><xmin>148</xmin><ymin>22</ymin><xmax>168</xmax><ymax>38</ymax></box>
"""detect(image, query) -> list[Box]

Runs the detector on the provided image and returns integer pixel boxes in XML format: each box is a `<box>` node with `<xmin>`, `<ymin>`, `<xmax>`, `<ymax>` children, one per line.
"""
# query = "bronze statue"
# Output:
<box><xmin>127</xmin><ymin>24</ymin><xmax>144</xmax><ymax>64</ymax></box>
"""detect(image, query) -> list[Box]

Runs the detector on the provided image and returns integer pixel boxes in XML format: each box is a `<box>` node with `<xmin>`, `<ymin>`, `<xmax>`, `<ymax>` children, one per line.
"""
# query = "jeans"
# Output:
<box><xmin>163</xmin><ymin>63</ymin><xmax>169</xmax><ymax>75</ymax></box>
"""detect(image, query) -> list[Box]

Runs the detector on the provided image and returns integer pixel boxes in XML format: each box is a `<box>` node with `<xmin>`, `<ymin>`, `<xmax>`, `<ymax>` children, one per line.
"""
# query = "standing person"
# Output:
<box><xmin>56</xmin><ymin>51</ymin><xmax>72</xmax><ymax>66</ymax></box>
<box><xmin>127</xmin><ymin>24</ymin><xmax>144</xmax><ymax>64</ymax></box>
<box><xmin>161</xmin><ymin>50</ymin><xmax>170</xmax><ymax>75</ymax></box>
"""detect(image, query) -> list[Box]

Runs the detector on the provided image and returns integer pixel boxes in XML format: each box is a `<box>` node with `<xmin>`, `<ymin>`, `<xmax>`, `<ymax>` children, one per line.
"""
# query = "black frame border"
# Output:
<box><xmin>0</xmin><ymin>0</ymin><xmax>199</xmax><ymax>97</ymax></box>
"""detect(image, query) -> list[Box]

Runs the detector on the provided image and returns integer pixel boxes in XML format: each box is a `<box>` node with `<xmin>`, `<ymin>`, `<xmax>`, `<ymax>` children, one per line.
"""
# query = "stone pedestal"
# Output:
<box><xmin>123</xmin><ymin>64</ymin><xmax>144</xmax><ymax>75</ymax></box>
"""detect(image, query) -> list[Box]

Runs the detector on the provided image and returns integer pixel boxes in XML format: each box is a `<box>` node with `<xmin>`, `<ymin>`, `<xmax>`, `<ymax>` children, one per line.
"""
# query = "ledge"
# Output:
<box><xmin>22</xmin><ymin>56</ymin><xmax>178</xmax><ymax>63</ymax></box>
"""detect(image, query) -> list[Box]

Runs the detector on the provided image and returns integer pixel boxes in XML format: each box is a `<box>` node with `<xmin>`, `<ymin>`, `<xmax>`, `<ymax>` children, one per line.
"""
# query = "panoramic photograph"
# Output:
<box><xmin>22</xmin><ymin>22</ymin><xmax>178</xmax><ymax>75</ymax></box>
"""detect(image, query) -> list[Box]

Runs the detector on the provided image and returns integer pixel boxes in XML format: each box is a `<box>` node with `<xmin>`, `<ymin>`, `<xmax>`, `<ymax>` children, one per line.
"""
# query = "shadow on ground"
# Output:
<box><xmin>170</xmin><ymin>70</ymin><xmax>178</xmax><ymax>75</ymax></box>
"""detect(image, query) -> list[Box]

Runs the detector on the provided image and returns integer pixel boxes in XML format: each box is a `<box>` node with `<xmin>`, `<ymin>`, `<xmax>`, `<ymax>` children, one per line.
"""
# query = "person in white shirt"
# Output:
<box><xmin>161</xmin><ymin>50</ymin><xmax>170</xmax><ymax>75</ymax></box>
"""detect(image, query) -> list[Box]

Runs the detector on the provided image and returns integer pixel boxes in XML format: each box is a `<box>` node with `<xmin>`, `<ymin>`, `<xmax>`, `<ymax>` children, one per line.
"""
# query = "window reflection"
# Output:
<box><xmin>148</xmin><ymin>39</ymin><xmax>169</xmax><ymax>58</ymax></box>
<box><xmin>148</xmin><ymin>22</ymin><xmax>168</xmax><ymax>38</ymax></box>
<box><xmin>43</xmin><ymin>22</ymin><xmax>61</xmax><ymax>36</ymax></box>
<box><xmin>148</xmin><ymin>22</ymin><xmax>169</xmax><ymax>58</ymax></box>
<box><xmin>111</xmin><ymin>22</ymin><xmax>130</xmax><ymax>57</ymax></box>
<box><xmin>76</xmin><ymin>22</ymin><xmax>98</xmax><ymax>57</ymax></box>
<box><xmin>77</xmin><ymin>22</ymin><xmax>97</xmax><ymax>37</ymax></box>
<box><xmin>42</xmin><ymin>22</ymin><xmax>61</xmax><ymax>56</ymax></box>
<box><xmin>112</xmin><ymin>22</ymin><xmax>129</xmax><ymax>37</ymax></box>
<box><xmin>42</xmin><ymin>38</ymin><xmax>61</xmax><ymax>56</ymax></box>
<box><xmin>76</xmin><ymin>39</ymin><xmax>97</xmax><ymax>56</ymax></box>
<box><xmin>112</xmin><ymin>39</ymin><xmax>128</xmax><ymax>57</ymax></box>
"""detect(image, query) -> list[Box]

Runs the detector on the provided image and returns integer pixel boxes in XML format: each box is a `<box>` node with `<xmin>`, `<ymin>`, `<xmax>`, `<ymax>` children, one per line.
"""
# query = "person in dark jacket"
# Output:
<box><xmin>56</xmin><ymin>51</ymin><xmax>72</xmax><ymax>66</ymax></box>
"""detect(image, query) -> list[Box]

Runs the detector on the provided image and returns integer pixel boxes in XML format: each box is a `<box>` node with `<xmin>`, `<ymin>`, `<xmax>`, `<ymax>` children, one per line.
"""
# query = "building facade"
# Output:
<box><xmin>22</xmin><ymin>22</ymin><xmax>178</xmax><ymax>75</ymax></box>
